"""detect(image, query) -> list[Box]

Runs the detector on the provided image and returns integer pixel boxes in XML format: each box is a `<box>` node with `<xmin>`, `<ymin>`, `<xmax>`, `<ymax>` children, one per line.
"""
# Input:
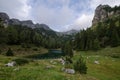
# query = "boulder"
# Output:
<box><xmin>58</xmin><ymin>58</ymin><xmax>65</xmax><ymax>65</ymax></box>
<box><xmin>45</xmin><ymin>65</ymin><xmax>54</xmax><ymax>69</ymax></box>
<box><xmin>65</xmin><ymin>69</ymin><xmax>75</xmax><ymax>74</ymax></box>
<box><xmin>5</xmin><ymin>61</ymin><xmax>16</xmax><ymax>67</ymax></box>
<box><xmin>61</xmin><ymin>67</ymin><xmax>75</xmax><ymax>74</ymax></box>
<box><xmin>94</xmin><ymin>61</ymin><xmax>100</xmax><ymax>64</ymax></box>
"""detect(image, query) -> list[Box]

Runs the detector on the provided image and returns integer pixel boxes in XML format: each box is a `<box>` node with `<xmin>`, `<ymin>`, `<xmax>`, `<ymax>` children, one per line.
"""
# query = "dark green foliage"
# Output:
<box><xmin>32</xmin><ymin>48</ymin><xmax>38</xmax><ymax>51</ymax></box>
<box><xmin>74</xmin><ymin>14</ymin><xmax>120</xmax><ymax>50</ymax></box>
<box><xmin>64</xmin><ymin>56</ymin><xmax>73</xmax><ymax>68</ymax></box>
<box><xmin>0</xmin><ymin>20</ymin><xmax>62</xmax><ymax>49</ymax></box>
<box><xmin>13</xmin><ymin>58</ymin><xmax>29</xmax><ymax>65</ymax></box>
<box><xmin>65</xmin><ymin>56</ymin><xmax>73</xmax><ymax>64</ymax></box>
<box><xmin>0</xmin><ymin>49</ymin><xmax>1</xmax><ymax>54</ymax></box>
<box><xmin>0</xmin><ymin>18</ymin><xmax>8</xmax><ymax>44</ymax></box>
<box><xmin>6</xmin><ymin>48</ymin><xmax>14</xmax><ymax>56</ymax></box>
<box><xmin>21</xmin><ymin>43</ymin><xmax>31</xmax><ymax>48</ymax></box>
<box><xmin>62</xmin><ymin>41</ymin><xmax>73</xmax><ymax>57</ymax></box>
<box><xmin>110</xmin><ymin>54</ymin><xmax>120</xmax><ymax>58</ymax></box>
<box><xmin>92</xmin><ymin>38</ymin><xmax>100</xmax><ymax>51</ymax></box>
<box><xmin>6</xmin><ymin>26</ymin><xmax>18</xmax><ymax>44</ymax></box>
<box><xmin>74</xmin><ymin>55</ymin><xmax>87</xmax><ymax>74</ymax></box>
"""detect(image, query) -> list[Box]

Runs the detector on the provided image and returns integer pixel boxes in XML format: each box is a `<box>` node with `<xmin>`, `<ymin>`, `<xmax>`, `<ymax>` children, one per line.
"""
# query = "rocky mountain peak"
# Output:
<box><xmin>92</xmin><ymin>4</ymin><xmax>110</xmax><ymax>26</ymax></box>
<box><xmin>0</xmin><ymin>12</ymin><xmax>9</xmax><ymax>21</ymax></box>
<box><xmin>92</xmin><ymin>4</ymin><xmax>120</xmax><ymax>26</ymax></box>
<box><xmin>35</xmin><ymin>23</ymin><xmax>51</xmax><ymax>30</ymax></box>
<box><xmin>21</xmin><ymin>20</ymin><xmax>35</xmax><ymax>28</ymax></box>
<box><xmin>9</xmin><ymin>18</ymin><xmax>21</xmax><ymax>25</ymax></box>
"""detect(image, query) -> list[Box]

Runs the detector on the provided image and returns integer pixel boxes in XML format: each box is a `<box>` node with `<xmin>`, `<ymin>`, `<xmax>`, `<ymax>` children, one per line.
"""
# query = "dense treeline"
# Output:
<box><xmin>0</xmin><ymin>18</ymin><xmax>61</xmax><ymax>49</ymax></box>
<box><xmin>74</xmin><ymin>15</ymin><xmax>120</xmax><ymax>51</ymax></box>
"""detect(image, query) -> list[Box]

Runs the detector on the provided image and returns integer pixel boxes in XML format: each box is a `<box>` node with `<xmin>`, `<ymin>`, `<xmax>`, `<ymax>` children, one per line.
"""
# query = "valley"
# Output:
<box><xmin>0</xmin><ymin>4</ymin><xmax>120</xmax><ymax>80</ymax></box>
<box><xmin>0</xmin><ymin>46</ymin><xmax>120</xmax><ymax>80</ymax></box>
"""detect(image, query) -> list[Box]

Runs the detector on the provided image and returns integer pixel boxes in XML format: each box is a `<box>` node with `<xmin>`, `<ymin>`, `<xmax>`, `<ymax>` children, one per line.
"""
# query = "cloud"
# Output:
<box><xmin>0</xmin><ymin>0</ymin><xmax>31</xmax><ymax>20</ymax></box>
<box><xmin>29</xmin><ymin>0</ymin><xmax>77</xmax><ymax>31</ymax></box>
<box><xmin>63</xmin><ymin>14</ymin><xmax>93</xmax><ymax>31</ymax></box>
<box><xmin>90</xmin><ymin>0</ymin><xmax>120</xmax><ymax>10</ymax></box>
<box><xmin>0</xmin><ymin>0</ymin><xmax>119</xmax><ymax>31</ymax></box>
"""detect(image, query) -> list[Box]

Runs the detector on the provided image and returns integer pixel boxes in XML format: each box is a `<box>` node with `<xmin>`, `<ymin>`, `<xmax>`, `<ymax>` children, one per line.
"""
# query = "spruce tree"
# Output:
<box><xmin>74</xmin><ymin>55</ymin><xmax>87</xmax><ymax>74</ymax></box>
<box><xmin>6</xmin><ymin>48</ymin><xmax>14</xmax><ymax>56</ymax></box>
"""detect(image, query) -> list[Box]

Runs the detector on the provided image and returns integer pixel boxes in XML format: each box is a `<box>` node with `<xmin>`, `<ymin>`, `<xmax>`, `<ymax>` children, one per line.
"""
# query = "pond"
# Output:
<box><xmin>49</xmin><ymin>49</ymin><xmax>62</xmax><ymax>54</ymax></box>
<box><xmin>26</xmin><ymin>49</ymin><xmax>64</xmax><ymax>59</ymax></box>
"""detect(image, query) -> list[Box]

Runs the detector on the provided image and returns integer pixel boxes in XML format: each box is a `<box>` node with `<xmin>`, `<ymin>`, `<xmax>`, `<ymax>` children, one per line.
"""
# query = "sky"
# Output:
<box><xmin>0</xmin><ymin>0</ymin><xmax>120</xmax><ymax>32</ymax></box>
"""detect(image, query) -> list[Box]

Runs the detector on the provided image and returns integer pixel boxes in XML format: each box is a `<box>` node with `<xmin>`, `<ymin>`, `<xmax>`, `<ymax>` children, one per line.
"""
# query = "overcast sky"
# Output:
<box><xmin>0</xmin><ymin>0</ymin><xmax>119</xmax><ymax>31</ymax></box>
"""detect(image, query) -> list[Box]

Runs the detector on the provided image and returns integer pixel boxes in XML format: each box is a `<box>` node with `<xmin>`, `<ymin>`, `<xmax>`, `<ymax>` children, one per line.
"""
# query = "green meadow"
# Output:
<box><xmin>0</xmin><ymin>46</ymin><xmax>120</xmax><ymax>80</ymax></box>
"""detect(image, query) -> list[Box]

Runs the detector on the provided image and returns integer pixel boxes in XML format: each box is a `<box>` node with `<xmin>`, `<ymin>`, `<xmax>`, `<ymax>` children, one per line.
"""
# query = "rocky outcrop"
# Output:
<box><xmin>35</xmin><ymin>23</ymin><xmax>52</xmax><ymax>30</ymax></box>
<box><xmin>0</xmin><ymin>12</ymin><xmax>53</xmax><ymax>31</ymax></box>
<box><xmin>92</xmin><ymin>4</ymin><xmax>120</xmax><ymax>26</ymax></box>
<box><xmin>21</xmin><ymin>20</ymin><xmax>35</xmax><ymax>28</ymax></box>
<box><xmin>92</xmin><ymin>5</ymin><xmax>109</xmax><ymax>26</ymax></box>
<box><xmin>8</xmin><ymin>18</ymin><xmax>21</xmax><ymax>25</ymax></box>
<box><xmin>0</xmin><ymin>12</ymin><xmax>9</xmax><ymax>21</ymax></box>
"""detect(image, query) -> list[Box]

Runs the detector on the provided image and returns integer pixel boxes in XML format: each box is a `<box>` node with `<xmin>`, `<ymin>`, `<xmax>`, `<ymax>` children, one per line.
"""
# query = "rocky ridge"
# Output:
<box><xmin>92</xmin><ymin>4</ymin><xmax>120</xmax><ymax>26</ymax></box>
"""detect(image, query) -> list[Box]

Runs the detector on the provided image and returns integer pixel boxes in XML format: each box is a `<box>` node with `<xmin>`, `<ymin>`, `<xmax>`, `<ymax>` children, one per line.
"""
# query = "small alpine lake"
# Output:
<box><xmin>26</xmin><ymin>49</ymin><xmax>64</xmax><ymax>59</ymax></box>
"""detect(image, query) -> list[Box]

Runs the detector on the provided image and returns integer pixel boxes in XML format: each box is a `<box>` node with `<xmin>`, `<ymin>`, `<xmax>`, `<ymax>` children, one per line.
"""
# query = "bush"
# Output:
<box><xmin>74</xmin><ymin>55</ymin><xmax>87</xmax><ymax>74</ymax></box>
<box><xmin>111</xmin><ymin>54</ymin><xmax>120</xmax><ymax>58</ymax></box>
<box><xmin>21</xmin><ymin>43</ymin><xmax>31</xmax><ymax>48</ymax></box>
<box><xmin>65</xmin><ymin>56</ymin><xmax>73</xmax><ymax>64</ymax></box>
<box><xmin>6</xmin><ymin>48</ymin><xmax>14</xmax><ymax>56</ymax></box>
<box><xmin>13</xmin><ymin>58</ymin><xmax>29</xmax><ymax>65</ymax></box>
<box><xmin>0</xmin><ymin>49</ymin><xmax>1</xmax><ymax>54</ymax></box>
<box><xmin>64</xmin><ymin>56</ymin><xmax>73</xmax><ymax>68</ymax></box>
<box><xmin>33</xmin><ymin>48</ymin><xmax>38</xmax><ymax>51</ymax></box>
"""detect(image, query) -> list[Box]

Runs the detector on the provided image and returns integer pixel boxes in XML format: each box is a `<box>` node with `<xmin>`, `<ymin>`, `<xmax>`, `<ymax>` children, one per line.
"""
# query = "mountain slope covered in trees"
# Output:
<box><xmin>74</xmin><ymin>5</ymin><xmax>120</xmax><ymax>51</ymax></box>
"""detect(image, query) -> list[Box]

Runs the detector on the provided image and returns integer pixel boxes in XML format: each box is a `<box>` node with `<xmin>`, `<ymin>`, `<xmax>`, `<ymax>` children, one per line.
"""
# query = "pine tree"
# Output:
<box><xmin>74</xmin><ymin>55</ymin><xmax>87</xmax><ymax>74</ymax></box>
<box><xmin>62</xmin><ymin>41</ymin><xmax>73</xmax><ymax>57</ymax></box>
<box><xmin>6</xmin><ymin>48</ymin><xmax>14</xmax><ymax>56</ymax></box>
<box><xmin>92</xmin><ymin>38</ymin><xmax>100</xmax><ymax>51</ymax></box>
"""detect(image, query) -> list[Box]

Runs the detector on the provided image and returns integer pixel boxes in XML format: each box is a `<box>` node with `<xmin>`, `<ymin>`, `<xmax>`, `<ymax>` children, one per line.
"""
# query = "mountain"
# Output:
<box><xmin>0</xmin><ymin>12</ymin><xmax>9</xmax><ymax>21</ymax></box>
<box><xmin>92</xmin><ymin>4</ymin><xmax>120</xmax><ymax>26</ymax></box>
<box><xmin>63</xmin><ymin>29</ymin><xmax>79</xmax><ymax>35</ymax></box>
<box><xmin>74</xmin><ymin>4</ymin><xmax>120</xmax><ymax>51</ymax></box>
<box><xmin>0</xmin><ymin>12</ymin><xmax>57</xmax><ymax>36</ymax></box>
<box><xmin>56</xmin><ymin>29</ymin><xmax>79</xmax><ymax>36</ymax></box>
<box><xmin>34</xmin><ymin>24</ymin><xmax>57</xmax><ymax>37</ymax></box>
<box><xmin>21</xmin><ymin>20</ymin><xmax>35</xmax><ymax>28</ymax></box>
<box><xmin>35</xmin><ymin>23</ymin><xmax>52</xmax><ymax>31</ymax></box>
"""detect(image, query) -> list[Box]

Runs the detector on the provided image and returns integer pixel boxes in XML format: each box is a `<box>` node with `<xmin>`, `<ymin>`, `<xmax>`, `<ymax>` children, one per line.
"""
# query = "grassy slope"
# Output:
<box><xmin>0</xmin><ymin>46</ymin><xmax>120</xmax><ymax>80</ymax></box>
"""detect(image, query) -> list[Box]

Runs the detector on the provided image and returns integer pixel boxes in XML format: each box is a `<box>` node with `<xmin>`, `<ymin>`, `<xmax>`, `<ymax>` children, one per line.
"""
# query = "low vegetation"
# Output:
<box><xmin>0</xmin><ymin>46</ymin><xmax>120</xmax><ymax>80</ymax></box>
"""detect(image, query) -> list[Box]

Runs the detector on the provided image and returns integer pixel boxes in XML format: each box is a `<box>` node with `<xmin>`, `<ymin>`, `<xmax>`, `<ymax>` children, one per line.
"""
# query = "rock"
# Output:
<box><xmin>65</xmin><ymin>69</ymin><xmax>75</xmax><ymax>74</ymax></box>
<box><xmin>87</xmin><ymin>57</ymin><xmax>89</xmax><ymax>59</ymax></box>
<box><xmin>92</xmin><ymin>5</ymin><xmax>109</xmax><ymax>26</ymax></box>
<box><xmin>5</xmin><ymin>61</ymin><xmax>16</xmax><ymax>67</ymax></box>
<box><xmin>35</xmin><ymin>23</ymin><xmax>52</xmax><ymax>31</ymax></box>
<box><xmin>45</xmin><ymin>65</ymin><xmax>54</xmax><ymax>69</ymax></box>
<box><xmin>61</xmin><ymin>67</ymin><xmax>65</xmax><ymax>71</ymax></box>
<box><xmin>92</xmin><ymin>5</ymin><xmax>120</xmax><ymax>26</ymax></box>
<box><xmin>50</xmin><ymin>60</ymin><xmax>53</xmax><ymax>63</ymax></box>
<box><xmin>94</xmin><ymin>61</ymin><xmax>100</xmax><ymax>64</ymax></box>
<box><xmin>9</xmin><ymin>18</ymin><xmax>21</xmax><ymax>25</ymax></box>
<box><xmin>0</xmin><ymin>12</ymin><xmax>9</xmax><ymax>21</ymax></box>
<box><xmin>58</xmin><ymin>58</ymin><xmax>65</xmax><ymax>65</ymax></box>
<box><xmin>52</xmin><ymin>62</ymin><xmax>57</xmax><ymax>65</ymax></box>
<box><xmin>61</xmin><ymin>67</ymin><xmax>75</xmax><ymax>74</ymax></box>
<box><xmin>21</xmin><ymin>20</ymin><xmax>35</xmax><ymax>28</ymax></box>
<box><xmin>13</xmin><ymin>67</ymin><xmax>19</xmax><ymax>71</ymax></box>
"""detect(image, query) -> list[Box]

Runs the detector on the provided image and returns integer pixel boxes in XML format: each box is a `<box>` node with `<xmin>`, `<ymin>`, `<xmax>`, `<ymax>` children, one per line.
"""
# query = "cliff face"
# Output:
<box><xmin>92</xmin><ymin>4</ymin><xmax>120</xmax><ymax>26</ymax></box>
<box><xmin>0</xmin><ymin>12</ymin><xmax>52</xmax><ymax>30</ymax></box>
<box><xmin>0</xmin><ymin>12</ymin><xmax>9</xmax><ymax>21</ymax></box>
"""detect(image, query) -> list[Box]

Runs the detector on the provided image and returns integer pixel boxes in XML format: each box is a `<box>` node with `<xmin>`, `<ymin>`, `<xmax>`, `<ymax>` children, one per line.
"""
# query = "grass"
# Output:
<box><xmin>0</xmin><ymin>45</ymin><xmax>120</xmax><ymax>80</ymax></box>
